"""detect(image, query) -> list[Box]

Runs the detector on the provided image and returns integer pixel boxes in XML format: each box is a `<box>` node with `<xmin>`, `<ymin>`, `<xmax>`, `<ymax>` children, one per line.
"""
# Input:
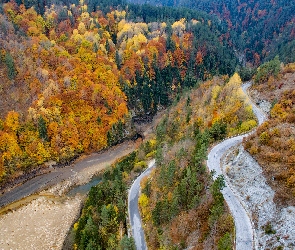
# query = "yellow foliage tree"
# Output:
<box><xmin>5</xmin><ymin>111</ymin><xmax>20</xmax><ymax>133</ymax></box>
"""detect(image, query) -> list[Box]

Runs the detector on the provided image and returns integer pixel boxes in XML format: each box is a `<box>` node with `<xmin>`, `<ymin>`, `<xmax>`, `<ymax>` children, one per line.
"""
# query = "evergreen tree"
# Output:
<box><xmin>105</xmin><ymin>39</ymin><xmax>110</xmax><ymax>54</ymax></box>
<box><xmin>38</xmin><ymin>116</ymin><xmax>48</xmax><ymax>141</ymax></box>
<box><xmin>115</xmin><ymin>50</ymin><xmax>121</xmax><ymax>69</ymax></box>
<box><xmin>5</xmin><ymin>52</ymin><xmax>16</xmax><ymax>80</ymax></box>
<box><xmin>93</xmin><ymin>43</ymin><xmax>98</xmax><ymax>53</ymax></box>
<box><xmin>119</xmin><ymin>236</ymin><xmax>136</xmax><ymax>250</ymax></box>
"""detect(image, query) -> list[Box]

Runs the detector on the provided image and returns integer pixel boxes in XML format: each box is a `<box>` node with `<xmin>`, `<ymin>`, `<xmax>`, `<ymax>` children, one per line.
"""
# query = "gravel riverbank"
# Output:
<box><xmin>0</xmin><ymin>141</ymin><xmax>136</xmax><ymax>250</ymax></box>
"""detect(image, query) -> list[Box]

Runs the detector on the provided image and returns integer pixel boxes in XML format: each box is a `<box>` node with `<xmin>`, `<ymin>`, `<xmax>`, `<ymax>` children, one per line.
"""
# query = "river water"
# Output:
<box><xmin>0</xmin><ymin>174</ymin><xmax>102</xmax><ymax>216</ymax></box>
<box><xmin>66</xmin><ymin>174</ymin><xmax>101</xmax><ymax>197</ymax></box>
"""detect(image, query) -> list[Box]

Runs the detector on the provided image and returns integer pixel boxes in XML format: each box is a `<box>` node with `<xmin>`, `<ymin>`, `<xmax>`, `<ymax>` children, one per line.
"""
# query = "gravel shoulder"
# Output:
<box><xmin>207</xmin><ymin>82</ymin><xmax>267</xmax><ymax>249</ymax></box>
<box><xmin>207</xmin><ymin>135</ymin><xmax>256</xmax><ymax>249</ymax></box>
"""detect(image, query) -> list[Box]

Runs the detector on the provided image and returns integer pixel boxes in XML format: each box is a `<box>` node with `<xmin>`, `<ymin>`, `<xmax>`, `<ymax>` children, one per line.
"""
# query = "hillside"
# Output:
<box><xmin>1</xmin><ymin>0</ymin><xmax>295</xmax><ymax>249</ymax></box>
<box><xmin>244</xmin><ymin>61</ymin><xmax>295</xmax><ymax>206</ymax></box>
<box><xmin>0</xmin><ymin>1</ymin><xmax>236</xmax><ymax>186</ymax></box>
<box><xmin>127</xmin><ymin>0</ymin><xmax>295</xmax><ymax>65</ymax></box>
<box><xmin>137</xmin><ymin>73</ymin><xmax>256</xmax><ymax>248</ymax></box>
<box><xmin>72</xmin><ymin>73</ymin><xmax>257</xmax><ymax>249</ymax></box>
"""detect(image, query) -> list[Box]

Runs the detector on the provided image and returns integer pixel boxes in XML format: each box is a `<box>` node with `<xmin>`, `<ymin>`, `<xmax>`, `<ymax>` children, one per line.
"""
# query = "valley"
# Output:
<box><xmin>0</xmin><ymin>0</ymin><xmax>294</xmax><ymax>249</ymax></box>
<box><xmin>0</xmin><ymin>140</ymin><xmax>136</xmax><ymax>249</ymax></box>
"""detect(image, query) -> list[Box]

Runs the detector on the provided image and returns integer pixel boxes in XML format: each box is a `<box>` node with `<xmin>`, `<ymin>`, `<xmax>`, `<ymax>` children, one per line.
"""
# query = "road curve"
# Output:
<box><xmin>128</xmin><ymin>82</ymin><xmax>266</xmax><ymax>250</ymax></box>
<box><xmin>242</xmin><ymin>82</ymin><xmax>267</xmax><ymax>125</ymax></box>
<box><xmin>128</xmin><ymin>159</ymin><xmax>155</xmax><ymax>250</ymax></box>
<box><xmin>207</xmin><ymin>82</ymin><xmax>267</xmax><ymax>249</ymax></box>
<box><xmin>208</xmin><ymin>136</ymin><xmax>255</xmax><ymax>249</ymax></box>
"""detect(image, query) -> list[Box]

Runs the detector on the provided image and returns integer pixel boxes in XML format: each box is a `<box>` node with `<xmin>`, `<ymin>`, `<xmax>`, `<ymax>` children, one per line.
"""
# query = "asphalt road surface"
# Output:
<box><xmin>128</xmin><ymin>159</ymin><xmax>155</xmax><ymax>250</ymax></box>
<box><xmin>207</xmin><ymin>82</ymin><xmax>267</xmax><ymax>249</ymax></box>
<box><xmin>208</xmin><ymin>135</ymin><xmax>255</xmax><ymax>249</ymax></box>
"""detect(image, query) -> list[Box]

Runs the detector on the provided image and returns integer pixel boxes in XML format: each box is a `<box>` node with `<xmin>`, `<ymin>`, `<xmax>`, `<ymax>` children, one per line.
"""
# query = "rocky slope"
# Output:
<box><xmin>222</xmin><ymin>145</ymin><xmax>295</xmax><ymax>249</ymax></box>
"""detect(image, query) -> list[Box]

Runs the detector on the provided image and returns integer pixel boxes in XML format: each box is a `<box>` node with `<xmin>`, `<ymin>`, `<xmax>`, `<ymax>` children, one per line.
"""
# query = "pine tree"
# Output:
<box><xmin>5</xmin><ymin>52</ymin><xmax>16</xmax><ymax>80</ymax></box>
<box><xmin>38</xmin><ymin>116</ymin><xmax>48</xmax><ymax>141</ymax></box>
<box><xmin>115</xmin><ymin>51</ymin><xmax>121</xmax><ymax>69</ymax></box>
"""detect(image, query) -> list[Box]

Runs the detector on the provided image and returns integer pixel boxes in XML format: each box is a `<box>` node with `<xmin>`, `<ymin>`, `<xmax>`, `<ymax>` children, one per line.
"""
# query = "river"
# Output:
<box><xmin>0</xmin><ymin>110</ymin><xmax>164</xmax><ymax>250</ymax></box>
<box><xmin>0</xmin><ymin>140</ymin><xmax>136</xmax><ymax>249</ymax></box>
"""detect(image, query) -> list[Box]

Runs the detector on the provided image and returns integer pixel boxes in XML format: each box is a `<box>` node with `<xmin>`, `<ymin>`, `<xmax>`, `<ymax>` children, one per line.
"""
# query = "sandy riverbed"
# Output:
<box><xmin>0</xmin><ymin>196</ymin><xmax>82</xmax><ymax>250</ymax></box>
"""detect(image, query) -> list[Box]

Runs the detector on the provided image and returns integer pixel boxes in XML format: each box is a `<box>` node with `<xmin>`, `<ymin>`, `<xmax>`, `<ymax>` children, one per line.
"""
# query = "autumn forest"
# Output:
<box><xmin>0</xmin><ymin>0</ymin><xmax>238</xmax><ymax>184</ymax></box>
<box><xmin>0</xmin><ymin>0</ymin><xmax>295</xmax><ymax>249</ymax></box>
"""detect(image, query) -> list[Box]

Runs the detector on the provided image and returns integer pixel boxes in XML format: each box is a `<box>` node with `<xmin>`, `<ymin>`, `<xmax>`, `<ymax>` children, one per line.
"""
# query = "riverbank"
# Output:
<box><xmin>0</xmin><ymin>195</ymin><xmax>83</xmax><ymax>250</ymax></box>
<box><xmin>0</xmin><ymin>107</ymin><xmax>165</xmax><ymax>249</ymax></box>
<box><xmin>0</xmin><ymin>140</ymin><xmax>136</xmax><ymax>250</ymax></box>
<box><xmin>0</xmin><ymin>140</ymin><xmax>138</xmax><ymax>208</ymax></box>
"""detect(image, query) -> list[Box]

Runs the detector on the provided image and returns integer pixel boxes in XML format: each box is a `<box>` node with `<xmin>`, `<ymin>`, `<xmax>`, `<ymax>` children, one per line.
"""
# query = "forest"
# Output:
<box><xmin>4</xmin><ymin>0</ymin><xmax>294</xmax><ymax>65</ymax></box>
<box><xmin>0</xmin><ymin>0</ymin><xmax>236</xmax><ymax>185</ymax></box>
<box><xmin>137</xmin><ymin>73</ymin><xmax>256</xmax><ymax>248</ymax></box>
<box><xmin>1</xmin><ymin>0</ymin><xmax>295</xmax><ymax>248</ymax></box>
<box><xmin>73</xmin><ymin>72</ymin><xmax>257</xmax><ymax>249</ymax></box>
<box><xmin>2</xmin><ymin>0</ymin><xmax>292</xmax><ymax>175</ymax></box>
<box><xmin>127</xmin><ymin>0</ymin><xmax>295</xmax><ymax>64</ymax></box>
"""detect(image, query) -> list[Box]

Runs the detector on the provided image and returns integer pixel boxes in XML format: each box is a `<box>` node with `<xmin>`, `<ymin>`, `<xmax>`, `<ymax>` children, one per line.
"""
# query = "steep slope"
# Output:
<box><xmin>126</xmin><ymin>0</ymin><xmax>295</xmax><ymax>64</ymax></box>
<box><xmin>136</xmin><ymin>74</ymin><xmax>257</xmax><ymax>249</ymax></box>
<box><xmin>244</xmin><ymin>62</ymin><xmax>295</xmax><ymax>206</ymax></box>
<box><xmin>0</xmin><ymin>1</ymin><xmax>236</xmax><ymax>187</ymax></box>
<box><xmin>223</xmin><ymin>144</ymin><xmax>295</xmax><ymax>249</ymax></box>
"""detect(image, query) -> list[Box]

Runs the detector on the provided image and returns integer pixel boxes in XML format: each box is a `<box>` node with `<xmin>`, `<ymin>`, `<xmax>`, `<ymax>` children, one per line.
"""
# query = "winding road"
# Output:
<box><xmin>208</xmin><ymin>82</ymin><xmax>266</xmax><ymax>249</ymax></box>
<box><xmin>128</xmin><ymin>159</ymin><xmax>155</xmax><ymax>250</ymax></box>
<box><xmin>128</xmin><ymin>82</ymin><xmax>267</xmax><ymax>249</ymax></box>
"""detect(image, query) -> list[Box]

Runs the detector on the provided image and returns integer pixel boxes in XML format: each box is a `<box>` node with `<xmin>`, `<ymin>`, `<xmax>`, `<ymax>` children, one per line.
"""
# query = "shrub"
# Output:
<box><xmin>259</xmin><ymin>131</ymin><xmax>270</xmax><ymax>145</ymax></box>
<box><xmin>218</xmin><ymin>232</ymin><xmax>233</xmax><ymax>250</ymax></box>
<box><xmin>282</xmin><ymin>62</ymin><xmax>295</xmax><ymax>73</ymax></box>
<box><xmin>249</xmin><ymin>145</ymin><xmax>258</xmax><ymax>154</ymax></box>
<box><xmin>134</xmin><ymin>161</ymin><xmax>147</xmax><ymax>172</ymax></box>
<box><xmin>254</xmin><ymin>56</ymin><xmax>280</xmax><ymax>84</ymax></box>
<box><xmin>263</xmin><ymin>222</ymin><xmax>276</xmax><ymax>235</ymax></box>
<box><xmin>239</xmin><ymin>119</ymin><xmax>257</xmax><ymax>133</ymax></box>
<box><xmin>146</xmin><ymin>150</ymin><xmax>156</xmax><ymax>158</ymax></box>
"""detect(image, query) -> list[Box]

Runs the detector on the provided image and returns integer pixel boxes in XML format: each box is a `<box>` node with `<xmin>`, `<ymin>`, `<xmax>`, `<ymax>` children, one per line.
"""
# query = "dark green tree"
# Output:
<box><xmin>38</xmin><ymin>116</ymin><xmax>48</xmax><ymax>141</ymax></box>
<box><xmin>254</xmin><ymin>56</ymin><xmax>281</xmax><ymax>84</ymax></box>
<box><xmin>115</xmin><ymin>50</ymin><xmax>121</xmax><ymax>69</ymax></box>
<box><xmin>119</xmin><ymin>236</ymin><xmax>136</xmax><ymax>250</ymax></box>
<box><xmin>209</xmin><ymin>121</ymin><xmax>227</xmax><ymax>141</ymax></box>
<box><xmin>5</xmin><ymin>52</ymin><xmax>16</xmax><ymax>80</ymax></box>
<box><xmin>105</xmin><ymin>39</ymin><xmax>110</xmax><ymax>54</ymax></box>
